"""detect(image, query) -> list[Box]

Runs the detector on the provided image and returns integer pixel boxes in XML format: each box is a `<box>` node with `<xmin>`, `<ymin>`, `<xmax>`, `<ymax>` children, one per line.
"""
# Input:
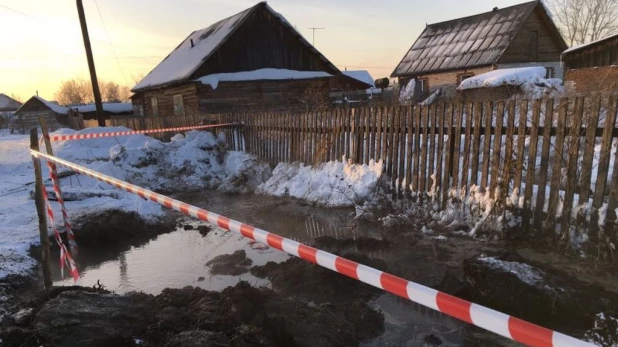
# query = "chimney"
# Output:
<box><xmin>36</xmin><ymin>90</ymin><xmax>39</xmax><ymax>97</ymax></box>
<box><xmin>493</xmin><ymin>7</ymin><xmax>499</xmax><ymax>11</ymax></box>
<box><xmin>190</xmin><ymin>39</ymin><xmax>195</xmax><ymax>48</ymax></box>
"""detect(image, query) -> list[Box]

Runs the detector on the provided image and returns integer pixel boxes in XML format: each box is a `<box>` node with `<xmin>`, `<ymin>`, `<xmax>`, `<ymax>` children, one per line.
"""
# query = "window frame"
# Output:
<box><xmin>151</xmin><ymin>97</ymin><xmax>159</xmax><ymax>117</ymax></box>
<box><xmin>173</xmin><ymin>94</ymin><xmax>184</xmax><ymax>116</ymax></box>
<box><xmin>458</xmin><ymin>72</ymin><xmax>475</xmax><ymax>84</ymax></box>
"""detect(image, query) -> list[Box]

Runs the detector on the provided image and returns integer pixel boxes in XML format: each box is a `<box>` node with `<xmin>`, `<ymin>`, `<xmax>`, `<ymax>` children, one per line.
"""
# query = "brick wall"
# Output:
<box><xmin>564</xmin><ymin>66</ymin><xmax>618</xmax><ymax>93</ymax></box>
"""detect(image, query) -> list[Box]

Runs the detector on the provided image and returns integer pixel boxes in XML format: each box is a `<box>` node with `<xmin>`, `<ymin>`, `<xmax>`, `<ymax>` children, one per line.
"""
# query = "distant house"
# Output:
<box><xmin>562</xmin><ymin>33</ymin><xmax>618</xmax><ymax>93</ymax></box>
<box><xmin>391</xmin><ymin>0</ymin><xmax>567</xmax><ymax>102</ymax></box>
<box><xmin>14</xmin><ymin>96</ymin><xmax>133</xmax><ymax>132</ymax></box>
<box><xmin>131</xmin><ymin>2</ymin><xmax>371</xmax><ymax>116</ymax></box>
<box><xmin>0</xmin><ymin>94</ymin><xmax>22</xmax><ymax>128</ymax></box>
<box><xmin>330</xmin><ymin>70</ymin><xmax>382</xmax><ymax>103</ymax></box>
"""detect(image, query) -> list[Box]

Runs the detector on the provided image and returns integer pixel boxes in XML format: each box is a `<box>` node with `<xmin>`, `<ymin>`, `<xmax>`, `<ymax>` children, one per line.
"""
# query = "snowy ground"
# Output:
<box><xmin>0</xmin><ymin>127</ymin><xmax>268</xmax><ymax>279</ymax></box>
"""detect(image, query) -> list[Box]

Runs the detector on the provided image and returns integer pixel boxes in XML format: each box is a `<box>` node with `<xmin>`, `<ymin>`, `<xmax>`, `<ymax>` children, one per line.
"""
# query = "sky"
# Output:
<box><xmin>0</xmin><ymin>0</ymin><xmax>531</xmax><ymax>102</ymax></box>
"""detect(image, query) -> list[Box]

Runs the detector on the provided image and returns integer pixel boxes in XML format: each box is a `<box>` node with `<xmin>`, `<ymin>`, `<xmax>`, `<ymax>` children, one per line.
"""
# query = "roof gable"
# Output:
<box><xmin>392</xmin><ymin>1</ymin><xmax>543</xmax><ymax>77</ymax></box>
<box><xmin>133</xmin><ymin>2</ymin><xmax>339</xmax><ymax>92</ymax></box>
<box><xmin>16</xmin><ymin>96</ymin><xmax>69</xmax><ymax>115</ymax></box>
<box><xmin>0</xmin><ymin>93</ymin><xmax>22</xmax><ymax>111</ymax></box>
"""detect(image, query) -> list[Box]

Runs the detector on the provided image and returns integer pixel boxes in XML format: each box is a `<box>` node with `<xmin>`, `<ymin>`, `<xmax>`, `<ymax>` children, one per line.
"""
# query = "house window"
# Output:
<box><xmin>132</xmin><ymin>104</ymin><xmax>143</xmax><ymax>116</ymax></box>
<box><xmin>151</xmin><ymin>97</ymin><xmax>159</xmax><ymax>117</ymax></box>
<box><xmin>529</xmin><ymin>30</ymin><xmax>539</xmax><ymax>61</ymax></box>
<box><xmin>418</xmin><ymin>78</ymin><xmax>429</xmax><ymax>93</ymax></box>
<box><xmin>459</xmin><ymin>73</ymin><xmax>474</xmax><ymax>84</ymax></box>
<box><xmin>173</xmin><ymin>95</ymin><xmax>184</xmax><ymax>116</ymax></box>
<box><xmin>545</xmin><ymin>67</ymin><xmax>555</xmax><ymax>79</ymax></box>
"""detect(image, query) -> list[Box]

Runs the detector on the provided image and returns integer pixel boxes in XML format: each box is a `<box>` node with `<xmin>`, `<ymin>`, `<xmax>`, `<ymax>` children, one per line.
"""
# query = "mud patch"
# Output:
<box><xmin>206</xmin><ymin>250</ymin><xmax>252</xmax><ymax>276</ymax></box>
<box><xmin>313</xmin><ymin>236</ymin><xmax>391</xmax><ymax>253</ymax></box>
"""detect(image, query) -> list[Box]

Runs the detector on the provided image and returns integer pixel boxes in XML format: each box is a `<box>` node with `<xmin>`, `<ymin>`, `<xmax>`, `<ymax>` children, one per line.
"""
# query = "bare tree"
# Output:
<box><xmin>101</xmin><ymin>81</ymin><xmax>132</xmax><ymax>102</ymax></box>
<box><xmin>544</xmin><ymin>0</ymin><xmax>618</xmax><ymax>46</ymax></box>
<box><xmin>55</xmin><ymin>78</ymin><xmax>132</xmax><ymax>105</ymax></box>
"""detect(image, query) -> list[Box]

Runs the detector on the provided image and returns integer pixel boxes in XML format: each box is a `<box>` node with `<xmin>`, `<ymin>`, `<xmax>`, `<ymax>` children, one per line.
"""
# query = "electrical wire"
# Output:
<box><xmin>92</xmin><ymin>0</ymin><xmax>128</xmax><ymax>85</ymax></box>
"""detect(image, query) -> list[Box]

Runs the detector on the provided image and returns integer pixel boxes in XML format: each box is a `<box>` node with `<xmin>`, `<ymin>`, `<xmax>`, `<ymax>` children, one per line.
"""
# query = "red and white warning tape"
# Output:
<box><xmin>29</xmin><ymin>149</ymin><xmax>593</xmax><ymax>347</ymax></box>
<box><xmin>41</xmin><ymin>182</ymin><xmax>80</xmax><ymax>282</ymax></box>
<box><xmin>46</xmin><ymin>161</ymin><xmax>78</xmax><ymax>251</ymax></box>
<box><xmin>47</xmin><ymin>123</ymin><xmax>235</xmax><ymax>142</ymax></box>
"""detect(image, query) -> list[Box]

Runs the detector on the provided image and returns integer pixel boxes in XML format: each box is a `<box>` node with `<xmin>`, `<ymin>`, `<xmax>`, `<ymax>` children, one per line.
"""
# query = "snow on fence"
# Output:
<box><xmin>29</xmin><ymin>149</ymin><xmax>594</xmax><ymax>347</ymax></box>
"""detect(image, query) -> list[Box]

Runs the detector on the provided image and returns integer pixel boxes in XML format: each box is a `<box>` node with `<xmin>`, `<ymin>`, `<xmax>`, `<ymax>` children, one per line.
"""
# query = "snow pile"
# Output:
<box><xmin>585</xmin><ymin>313</ymin><xmax>618</xmax><ymax>347</ymax></box>
<box><xmin>196</xmin><ymin>69</ymin><xmax>332</xmax><ymax>90</ymax></box>
<box><xmin>257</xmin><ymin>158</ymin><xmax>384</xmax><ymax>207</ymax></box>
<box><xmin>54</xmin><ymin>127</ymin><xmax>151</xmax><ymax>162</ymax></box>
<box><xmin>33</xmin><ymin>96</ymin><xmax>69</xmax><ymax>114</ymax></box>
<box><xmin>420</xmin><ymin>88</ymin><xmax>440</xmax><ymax>106</ymax></box>
<box><xmin>399</xmin><ymin>79</ymin><xmax>416</xmax><ymax>102</ymax></box>
<box><xmin>478</xmin><ymin>255</ymin><xmax>545</xmax><ymax>286</ymax></box>
<box><xmin>72</xmin><ymin>103</ymin><xmax>133</xmax><ymax>114</ymax></box>
<box><xmin>457</xmin><ymin>67</ymin><xmax>564</xmax><ymax>98</ymax></box>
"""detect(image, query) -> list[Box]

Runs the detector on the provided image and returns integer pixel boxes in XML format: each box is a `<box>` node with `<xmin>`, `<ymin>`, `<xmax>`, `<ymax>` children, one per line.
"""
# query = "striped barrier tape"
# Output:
<box><xmin>46</xmin><ymin>122</ymin><xmax>236</xmax><ymax>142</ymax></box>
<box><xmin>46</xmin><ymin>161</ymin><xmax>78</xmax><ymax>251</ymax></box>
<box><xmin>41</xmin><ymin>181</ymin><xmax>80</xmax><ymax>282</ymax></box>
<box><xmin>29</xmin><ymin>149</ymin><xmax>594</xmax><ymax>347</ymax></box>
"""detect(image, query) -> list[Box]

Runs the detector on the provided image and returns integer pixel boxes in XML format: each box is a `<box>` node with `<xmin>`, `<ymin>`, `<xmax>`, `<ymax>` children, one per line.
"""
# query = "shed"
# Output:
<box><xmin>562</xmin><ymin>33</ymin><xmax>618</xmax><ymax>93</ymax></box>
<box><xmin>391</xmin><ymin>0</ymin><xmax>566</xmax><ymax>101</ymax></box>
<box><xmin>131</xmin><ymin>2</ymin><xmax>370</xmax><ymax>115</ymax></box>
<box><xmin>0</xmin><ymin>94</ymin><xmax>22</xmax><ymax>128</ymax></box>
<box><xmin>13</xmin><ymin>96</ymin><xmax>69</xmax><ymax>132</ymax></box>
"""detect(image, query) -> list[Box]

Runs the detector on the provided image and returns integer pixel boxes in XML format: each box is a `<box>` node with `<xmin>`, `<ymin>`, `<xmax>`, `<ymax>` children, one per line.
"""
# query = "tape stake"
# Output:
<box><xmin>29</xmin><ymin>149</ymin><xmax>594</xmax><ymax>347</ymax></box>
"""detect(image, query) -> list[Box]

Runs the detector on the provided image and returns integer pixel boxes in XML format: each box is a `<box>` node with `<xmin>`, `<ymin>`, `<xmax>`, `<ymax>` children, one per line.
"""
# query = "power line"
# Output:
<box><xmin>0</xmin><ymin>4</ymin><xmax>29</xmax><ymax>16</ymax></box>
<box><xmin>92</xmin><ymin>0</ymin><xmax>128</xmax><ymax>85</ymax></box>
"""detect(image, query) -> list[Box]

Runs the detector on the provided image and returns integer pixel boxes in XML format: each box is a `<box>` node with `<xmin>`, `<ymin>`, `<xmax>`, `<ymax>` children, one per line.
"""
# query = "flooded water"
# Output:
<box><xmin>49</xmin><ymin>191</ymin><xmax>479</xmax><ymax>345</ymax></box>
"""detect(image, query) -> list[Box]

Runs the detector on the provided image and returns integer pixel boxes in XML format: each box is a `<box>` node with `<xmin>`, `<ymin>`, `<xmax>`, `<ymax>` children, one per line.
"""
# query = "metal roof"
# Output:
<box><xmin>392</xmin><ymin>1</ymin><xmax>540</xmax><ymax>77</ymax></box>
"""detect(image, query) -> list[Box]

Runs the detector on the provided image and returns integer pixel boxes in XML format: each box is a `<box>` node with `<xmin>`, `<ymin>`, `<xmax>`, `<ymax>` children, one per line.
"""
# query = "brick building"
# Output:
<box><xmin>562</xmin><ymin>33</ymin><xmax>618</xmax><ymax>93</ymax></box>
<box><xmin>391</xmin><ymin>0</ymin><xmax>567</xmax><ymax>102</ymax></box>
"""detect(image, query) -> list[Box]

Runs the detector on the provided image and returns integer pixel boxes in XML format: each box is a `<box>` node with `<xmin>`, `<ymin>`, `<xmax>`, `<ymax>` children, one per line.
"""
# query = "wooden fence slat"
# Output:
<box><xmin>370</xmin><ymin>108</ymin><xmax>377</xmax><ymax>161</ymax></box>
<box><xmin>398</xmin><ymin>106</ymin><xmax>407</xmax><ymax>196</ymax></box>
<box><xmin>363</xmin><ymin>107</ymin><xmax>370</xmax><ymax>164</ymax></box>
<box><xmin>592</xmin><ymin>97</ymin><xmax>618</xmax><ymax>241</ymax></box>
<box><xmin>547</xmin><ymin>98</ymin><xmax>569</xmax><ymax>232</ymax></box>
<box><xmin>405</xmin><ymin>105</ymin><xmax>414</xmax><ymax>194</ymax></box>
<box><xmin>345</xmin><ymin>109</ymin><xmax>351</xmax><ymax>160</ymax></box>
<box><xmin>428</xmin><ymin>104</ymin><xmax>437</xmax><ymax>194</ymax></box>
<box><xmin>419</xmin><ymin>106</ymin><xmax>428</xmax><ymax>193</ymax></box>
<box><xmin>502</xmin><ymin>101</ymin><xmax>516</xmax><ymax>196</ymax></box>
<box><xmin>604</xmin><ymin>97</ymin><xmax>618</xmax><ymax>238</ymax></box>
<box><xmin>337</xmin><ymin>109</ymin><xmax>344</xmax><ymax>161</ymax></box>
<box><xmin>533</xmin><ymin>99</ymin><xmax>553</xmax><ymax>230</ymax></box>
<box><xmin>436</xmin><ymin>103</ymin><xmax>445</xmax><ymax>199</ymax></box>
<box><xmin>376</xmin><ymin>108</ymin><xmax>383</xmax><ymax>161</ymax></box>
<box><xmin>451</xmin><ymin>103</ymin><xmax>463</xmax><ymax>196</ymax></box>
<box><xmin>461</xmin><ymin>103</ymin><xmax>473</xmax><ymax>191</ymax></box>
<box><xmin>470</xmin><ymin>102</ymin><xmax>482</xmax><ymax>187</ymax></box>
<box><xmin>561</xmin><ymin>97</ymin><xmax>585</xmax><ymax>238</ymax></box>
<box><xmin>410</xmin><ymin>106</ymin><xmax>420</xmax><ymax>191</ymax></box>
<box><xmin>392</xmin><ymin>107</ymin><xmax>402</xmax><ymax>193</ymax></box>
<box><xmin>523</xmin><ymin>100</ymin><xmax>542</xmax><ymax>229</ymax></box>
<box><xmin>381</xmin><ymin>107</ymin><xmax>388</xmax><ymax>163</ymax></box>
<box><xmin>480</xmin><ymin>102</ymin><xmax>493</xmax><ymax>189</ymax></box>
<box><xmin>442</xmin><ymin>104</ymin><xmax>454</xmax><ymax>208</ymax></box>
<box><xmin>514</xmin><ymin>100</ymin><xmax>528</xmax><ymax>194</ymax></box>
<box><xmin>578</xmin><ymin>97</ymin><xmax>601</xmax><ymax>211</ymax></box>
<box><xmin>490</xmin><ymin>102</ymin><xmax>504</xmax><ymax>197</ymax></box>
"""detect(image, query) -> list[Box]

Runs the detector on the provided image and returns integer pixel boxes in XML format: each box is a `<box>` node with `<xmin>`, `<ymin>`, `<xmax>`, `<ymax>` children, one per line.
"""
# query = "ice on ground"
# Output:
<box><xmin>257</xmin><ymin>158</ymin><xmax>384</xmax><ymax>207</ymax></box>
<box><xmin>0</xmin><ymin>127</ymin><xmax>268</xmax><ymax>279</ymax></box>
<box><xmin>478</xmin><ymin>255</ymin><xmax>544</xmax><ymax>286</ymax></box>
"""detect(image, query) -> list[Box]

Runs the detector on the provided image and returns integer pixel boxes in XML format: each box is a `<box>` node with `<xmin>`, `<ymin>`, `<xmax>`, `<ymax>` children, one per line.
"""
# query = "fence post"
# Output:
<box><xmin>30</xmin><ymin>128</ymin><xmax>52</xmax><ymax>289</ymax></box>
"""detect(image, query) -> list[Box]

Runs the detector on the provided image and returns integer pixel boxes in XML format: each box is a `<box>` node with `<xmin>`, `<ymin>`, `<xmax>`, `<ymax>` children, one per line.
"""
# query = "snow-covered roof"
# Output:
<box><xmin>196</xmin><ymin>69</ymin><xmax>332</xmax><ymax>89</ymax></box>
<box><xmin>72</xmin><ymin>103</ymin><xmax>133</xmax><ymax>114</ymax></box>
<box><xmin>0</xmin><ymin>93</ymin><xmax>22</xmax><ymax>111</ymax></box>
<box><xmin>132</xmin><ymin>2</ymin><xmax>339</xmax><ymax>92</ymax></box>
<box><xmin>342</xmin><ymin>70</ymin><xmax>375</xmax><ymax>88</ymax></box>
<box><xmin>457</xmin><ymin>67</ymin><xmax>547</xmax><ymax>90</ymax></box>
<box><xmin>563</xmin><ymin>33</ymin><xmax>618</xmax><ymax>54</ymax></box>
<box><xmin>33</xmin><ymin>96</ymin><xmax>69</xmax><ymax>114</ymax></box>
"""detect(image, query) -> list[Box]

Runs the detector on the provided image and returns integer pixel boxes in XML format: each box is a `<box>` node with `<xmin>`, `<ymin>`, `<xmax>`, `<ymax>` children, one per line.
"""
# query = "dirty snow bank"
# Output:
<box><xmin>457</xmin><ymin>67</ymin><xmax>564</xmax><ymax>98</ymax></box>
<box><xmin>477</xmin><ymin>255</ymin><xmax>544</xmax><ymax>286</ymax></box>
<box><xmin>585</xmin><ymin>313</ymin><xmax>618</xmax><ymax>347</ymax></box>
<box><xmin>0</xmin><ymin>127</ymin><xmax>268</xmax><ymax>279</ymax></box>
<box><xmin>257</xmin><ymin>158</ymin><xmax>384</xmax><ymax>207</ymax></box>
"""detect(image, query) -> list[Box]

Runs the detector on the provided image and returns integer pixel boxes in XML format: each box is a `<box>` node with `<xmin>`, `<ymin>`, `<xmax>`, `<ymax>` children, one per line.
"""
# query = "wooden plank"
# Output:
<box><xmin>547</xmin><ymin>98</ymin><xmax>569</xmax><ymax>232</ymax></box>
<box><xmin>391</xmin><ymin>107</ymin><xmax>402</xmax><ymax>192</ymax></box>
<box><xmin>376</xmin><ymin>107</ymin><xmax>383</xmax><ymax>161</ymax></box>
<box><xmin>523</xmin><ymin>100</ymin><xmax>542</xmax><ymax>229</ymax></box>
<box><xmin>345</xmin><ymin>108</ymin><xmax>352</xmax><ymax>160</ymax></box>
<box><xmin>419</xmin><ymin>105</ymin><xmax>429</xmax><ymax>193</ymax></box>
<box><xmin>490</xmin><ymin>102</ymin><xmax>505</xmax><ymax>197</ymax></box>
<box><xmin>578</xmin><ymin>97</ymin><xmax>601</xmax><ymax>210</ymax></box>
<box><xmin>514</xmin><ymin>100</ymin><xmax>528</xmax><ymax>194</ymax></box>
<box><xmin>441</xmin><ymin>104</ymin><xmax>454</xmax><ymax>209</ymax></box>
<box><xmin>502</xmin><ymin>100</ymin><xmax>516</xmax><ymax>196</ymax></box>
<box><xmin>451</xmin><ymin>103</ymin><xmax>463</xmax><ymax>196</ymax></box>
<box><xmin>605</xmin><ymin>98</ymin><xmax>618</xmax><ymax>239</ymax></box>
<box><xmin>364</xmin><ymin>107</ymin><xmax>371</xmax><ymax>164</ymax></box>
<box><xmin>561</xmin><ymin>97</ymin><xmax>584</xmax><ymax>238</ymax></box>
<box><xmin>461</xmin><ymin>103</ymin><xmax>473</xmax><ymax>191</ymax></box>
<box><xmin>370</xmin><ymin>107</ymin><xmax>377</xmax><ymax>162</ymax></box>
<box><xmin>592</xmin><ymin>97</ymin><xmax>618</xmax><ymax>241</ymax></box>
<box><xmin>428</xmin><ymin>104</ymin><xmax>437</xmax><ymax>193</ymax></box>
<box><xmin>412</xmin><ymin>106</ymin><xmax>422</xmax><ymax>192</ymax></box>
<box><xmin>398</xmin><ymin>106</ymin><xmax>407</xmax><ymax>196</ymax></box>
<box><xmin>337</xmin><ymin>109</ymin><xmax>344</xmax><ymax>161</ymax></box>
<box><xmin>405</xmin><ymin>105</ymin><xmax>414</xmax><ymax>194</ymax></box>
<box><xmin>470</xmin><ymin>102</ymin><xmax>482</xmax><ymax>186</ymax></box>
<box><xmin>480</xmin><ymin>102</ymin><xmax>493</xmax><ymax>189</ymax></box>
<box><xmin>381</xmin><ymin>107</ymin><xmax>388</xmax><ymax>163</ymax></box>
<box><xmin>436</xmin><ymin>103</ymin><xmax>445</xmax><ymax>199</ymax></box>
<box><xmin>533</xmin><ymin>99</ymin><xmax>553</xmax><ymax>230</ymax></box>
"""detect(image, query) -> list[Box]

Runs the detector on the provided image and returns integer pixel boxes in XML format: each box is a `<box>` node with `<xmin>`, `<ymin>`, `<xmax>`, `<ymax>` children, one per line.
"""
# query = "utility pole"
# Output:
<box><xmin>76</xmin><ymin>0</ymin><xmax>105</xmax><ymax>127</ymax></box>
<box><xmin>308</xmin><ymin>27</ymin><xmax>325</xmax><ymax>46</ymax></box>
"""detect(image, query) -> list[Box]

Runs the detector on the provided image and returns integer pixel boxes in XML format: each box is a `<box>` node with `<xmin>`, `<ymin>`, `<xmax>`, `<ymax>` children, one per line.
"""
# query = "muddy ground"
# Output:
<box><xmin>2</xmin><ymin>206</ymin><xmax>618</xmax><ymax>346</ymax></box>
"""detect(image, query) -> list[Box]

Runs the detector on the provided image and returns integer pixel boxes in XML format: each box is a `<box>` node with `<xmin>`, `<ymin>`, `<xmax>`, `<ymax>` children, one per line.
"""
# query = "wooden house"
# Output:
<box><xmin>131</xmin><ymin>2</ymin><xmax>370</xmax><ymax>116</ymax></box>
<box><xmin>391</xmin><ymin>0</ymin><xmax>567</xmax><ymax>101</ymax></box>
<box><xmin>0</xmin><ymin>94</ymin><xmax>22</xmax><ymax>128</ymax></box>
<box><xmin>562</xmin><ymin>33</ymin><xmax>618</xmax><ymax>93</ymax></box>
